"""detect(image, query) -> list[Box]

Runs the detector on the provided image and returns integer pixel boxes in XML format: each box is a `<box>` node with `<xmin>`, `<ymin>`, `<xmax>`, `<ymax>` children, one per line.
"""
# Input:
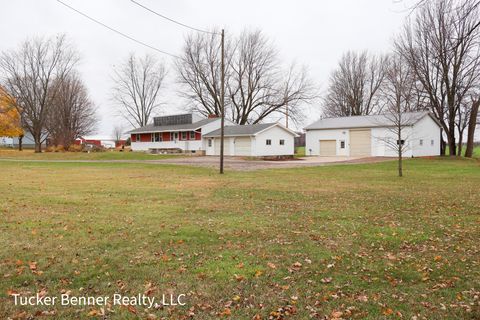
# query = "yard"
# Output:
<box><xmin>0</xmin><ymin>157</ymin><xmax>479</xmax><ymax>319</ymax></box>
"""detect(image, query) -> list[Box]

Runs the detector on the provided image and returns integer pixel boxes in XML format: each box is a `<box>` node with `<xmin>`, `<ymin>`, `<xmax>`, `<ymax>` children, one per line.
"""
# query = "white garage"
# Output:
<box><xmin>204</xmin><ymin>122</ymin><xmax>298</xmax><ymax>157</ymax></box>
<box><xmin>304</xmin><ymin>112</ymin><xmax>442</xmax><ymax>157</ymax></box>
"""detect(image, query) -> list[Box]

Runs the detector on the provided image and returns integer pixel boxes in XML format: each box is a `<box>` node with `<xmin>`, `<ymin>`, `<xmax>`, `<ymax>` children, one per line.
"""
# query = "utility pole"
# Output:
<box><xmin>219</xmin><ymin>29</ymin><xmax>225</xmax><ymax>174</ymax></box>
<box><xmin>285</xmin><ymin>102</ymin><xmax>289</xmax><ymax>128</ymax></box>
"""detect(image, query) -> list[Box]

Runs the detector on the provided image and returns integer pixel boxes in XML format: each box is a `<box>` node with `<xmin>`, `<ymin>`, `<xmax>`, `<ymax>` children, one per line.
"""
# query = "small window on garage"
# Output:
<box><xmin>431</xmin><ymin>139</ymin><xmax>434</xmax><ymax>146</ymax></box>
<box><xmin>340</xmin><ymin>140</ymin><xmax>345</xmax><ymax>149</ymax></box>
<box><xmin>266</xmin><ymin>139</ymin><xmax>271</xmax><ymax>145</ymax></box>
<box><xmin>419</xmin><ymin>139</ymin><xmax>423</xmax><ymax>146</ymax></box>
<box><xmin>279</xmin><ymin>139</ymin><xmax>285</xmax><ymax>145</ymax></box>
<box><xmin>208</xmin><ymin>139</ymin><xmax>212</xmax><ymax>147</ymax></box>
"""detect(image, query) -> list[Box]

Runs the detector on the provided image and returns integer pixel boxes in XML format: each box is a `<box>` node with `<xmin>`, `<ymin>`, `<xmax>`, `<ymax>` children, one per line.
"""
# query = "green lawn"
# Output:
<box><xmin>0</xmin><ymin>149</ymin><xmax>177</xmax><ymax>161</ymax></box>
<box><xmin>0</xmin><ymin>158</ymin><xmax>479</xmax><ymax>319</ymax></box>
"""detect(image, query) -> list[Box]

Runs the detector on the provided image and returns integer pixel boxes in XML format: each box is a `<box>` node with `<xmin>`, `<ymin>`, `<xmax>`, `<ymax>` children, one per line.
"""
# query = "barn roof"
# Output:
<box><xmin>304</xmin><ymin>111</ymin><xmax>441</xmax><ymax>130</ymax></box>
<box><xmin>127</xmin><ymin>118</ymin><xmax>219</xmax><ymax>134</ymax></box>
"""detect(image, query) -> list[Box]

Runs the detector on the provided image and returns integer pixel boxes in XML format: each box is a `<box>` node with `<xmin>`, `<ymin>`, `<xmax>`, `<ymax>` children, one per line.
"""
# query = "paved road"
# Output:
<box><xmin>0</xmin><ymin>156</ymin><xmax>395</xmax><ymax>171</ymax></box>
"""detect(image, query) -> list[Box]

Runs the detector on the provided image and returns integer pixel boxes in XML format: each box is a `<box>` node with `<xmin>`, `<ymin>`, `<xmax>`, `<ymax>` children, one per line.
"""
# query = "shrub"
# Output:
<box><xmin>68</xmin><ymin>144</ymin><xmax>83</xmax><ymax>152</ymax></box>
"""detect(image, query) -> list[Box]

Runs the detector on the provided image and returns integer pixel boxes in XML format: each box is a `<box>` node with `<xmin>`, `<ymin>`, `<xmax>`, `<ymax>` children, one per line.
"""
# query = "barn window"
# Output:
<box><xmin>419</xmin><ymin>139</ymin><xmax>423</xmax><ymax>146</ymax></box>
<box><xmin>431</xmin><ymin>139</ymin><xmax>434</xmax><ymax>146</ymax></box>
<box><xmin>266</xmin><ymin>139</ymin><xmax>272</xmax><ymax>145</ymax></box>
<box><xmin>208</xmin><ymin>139</ymin><xmax>212</xmax><ymax>147</ymax></box>
<box><xmin>340</xmin><ymin>140</ymin><xmax>345</xmax><ymax>149</ymax></box>
<box><xmin>397</xmin><ymin>139</ymin><xmax>405</xmax><ymax>145</ymax></box>
<box><xmin>190</xmin><ymin>131</ymin><xmax>195</xmax><ymax>140</ymax></box>
<box><xmin>279</xmin><ymin>139</ymin><xmax>285</xmax><ymax>145</ymax></box>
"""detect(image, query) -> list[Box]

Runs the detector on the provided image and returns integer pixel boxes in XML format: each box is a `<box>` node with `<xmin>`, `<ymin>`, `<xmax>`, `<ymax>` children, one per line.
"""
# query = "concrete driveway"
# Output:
<box><xmin>154</xmin><ymin>156</ymin><xmax>394</xmax><ymax>171</ymax></box>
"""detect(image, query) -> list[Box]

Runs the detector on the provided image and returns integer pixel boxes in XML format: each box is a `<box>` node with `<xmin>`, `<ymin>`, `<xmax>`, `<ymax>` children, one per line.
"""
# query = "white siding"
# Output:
<box><xmin>305</xmin><ymin>115</ymin><xmax>442</xmax><ymax>157</ymax></box>
<box><xmin>253</xmin><ymin>126</ymin><xmax>295</xmax><ymax>156</ymax></box>
<box><xmin>131</xmin><ymin>140</ymin><xmax>202</xmax><ymax>152</ymax></box>
<box><xmin>305</xmin><ymin>129</ymin><xmax>349</xmax><ymax>156</ymax></box>
<box><xmin>411</xmin><ymin>116</ymin><xmax>441</xmax><ymax>156</ymax></box>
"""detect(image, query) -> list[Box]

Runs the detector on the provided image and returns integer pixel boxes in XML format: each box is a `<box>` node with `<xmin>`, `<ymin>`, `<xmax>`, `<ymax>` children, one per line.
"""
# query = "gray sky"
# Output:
<box><xmin>0</xmin><ymin>0</ymin><xmax>416</xmax><ymax>135</ymax></box>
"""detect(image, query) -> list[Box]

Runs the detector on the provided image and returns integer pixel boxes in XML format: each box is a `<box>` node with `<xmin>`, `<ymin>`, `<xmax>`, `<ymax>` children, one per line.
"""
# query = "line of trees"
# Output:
<box><xmin>322</xmin><ymin>0</ymin><xmax>480</xmax><ymax>157</ymax></box>
<box><xmin>0</xmin><ymin>35</ymin><xmax>97</xmax><ymax>152</ymax></box>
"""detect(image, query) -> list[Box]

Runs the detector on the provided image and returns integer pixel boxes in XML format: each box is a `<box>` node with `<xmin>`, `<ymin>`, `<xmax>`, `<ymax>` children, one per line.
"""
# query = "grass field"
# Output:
<box><xmin>0</xmin><ymin>157</ymin><xmax>479</xmax><ymax>319</ymax></box>
<box><xmin>0</xmin><ymin>149</ymin><xmax>177</xmax><ymax>161</ymax></box>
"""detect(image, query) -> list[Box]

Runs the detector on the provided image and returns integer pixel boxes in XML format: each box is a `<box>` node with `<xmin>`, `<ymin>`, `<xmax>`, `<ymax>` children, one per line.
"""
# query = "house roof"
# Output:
<box><xmin>203</xmin><ymin>122</ymin><xmax>298</xmax><ymax>138</ymax></box>
<box><xmin>304</xmin><ymin>111</ymin><xmax>441</xmax><ymax>130</ymax></box>
<box><xmin>127</xmin><ymin>118</ymin><xmax>219</xmax><ymax>134</ymax></box>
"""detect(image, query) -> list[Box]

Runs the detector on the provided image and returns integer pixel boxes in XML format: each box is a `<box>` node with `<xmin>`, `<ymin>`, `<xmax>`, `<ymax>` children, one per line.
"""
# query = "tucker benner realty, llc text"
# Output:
<box><xmin>11</xmin><ymin>293</ymin><xmax>186</xmax><ymax>309</ymax></box>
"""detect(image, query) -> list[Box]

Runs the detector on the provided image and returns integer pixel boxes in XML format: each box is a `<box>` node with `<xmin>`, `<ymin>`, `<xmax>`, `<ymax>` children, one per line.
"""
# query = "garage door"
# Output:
<box><xmin>234</xmin><ymin>137</ymin><xmax>251</xmax><ymax>156</ymax></box>
<box><xmin>214</xmin><ymin>138</ymin><xmax>230</xmax><ymax>155</ymax></box>
<box><xmin>349</xmin><ymin>129</ymin><xmax>371</xmax><ymax>156</ymax></box>
<box><xmin>319</xmin><ymin>140</ymin><xmax>337</xmax><ymax>156</ymax></box>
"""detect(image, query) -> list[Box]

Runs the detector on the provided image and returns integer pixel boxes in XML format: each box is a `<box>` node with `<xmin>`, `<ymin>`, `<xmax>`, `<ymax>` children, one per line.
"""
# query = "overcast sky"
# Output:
<box><xmin>0</xmin><ymin>0</ymin><xmax>417</xmax><ymax>135</ymax></box>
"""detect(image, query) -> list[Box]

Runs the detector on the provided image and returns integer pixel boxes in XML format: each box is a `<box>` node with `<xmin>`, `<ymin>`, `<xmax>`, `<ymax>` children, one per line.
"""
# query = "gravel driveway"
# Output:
<box><xmin>0</xmin><ymin>156</ymin><xmax>394</xmax><ymax>171</ymax></box>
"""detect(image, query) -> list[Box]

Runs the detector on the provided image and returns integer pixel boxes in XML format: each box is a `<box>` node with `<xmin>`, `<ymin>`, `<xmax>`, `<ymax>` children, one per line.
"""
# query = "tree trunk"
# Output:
<box><xmin>18</xmin><ymin>135</ymin><xmax>23</xmax><ymax>151</ymax></box>
<box><xmin>440</xmin><ymin>137</ymin><xmax>446</xmax><ymax>156</ymax></box>
<box><xmin>457</xmin><ymin>132</ymin><xmax>463</xmax><ymax>156</ymax></box>
<box><xmin>34</xmin><ymin>134</ymin><xmax>42</xmax><ymax>153</ymax></box>
<box><xmin>465</xmin><ymin>100</ymin><xmax>479</xmax><ymax>158</ymax></box>
<box><xmin>446</xmin><ymin>131</ymin><xmax>456</xmax><ymax>156</ymax></box>
<box><xmin>398</xmin><ymin>129</ymin><xmax>403</xmax><ymax>177</ymax></box>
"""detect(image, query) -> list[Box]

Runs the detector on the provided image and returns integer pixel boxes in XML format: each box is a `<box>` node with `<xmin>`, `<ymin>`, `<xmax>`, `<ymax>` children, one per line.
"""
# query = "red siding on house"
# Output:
<box><xmin>140</xmin><ymin>133</ymin><xmax>151</xmax><ymax>142</ymax></box>
<box><xmin>132</xmin><ymin>130</ymin><xmax>203</xmax><ymax>142</ymax></box>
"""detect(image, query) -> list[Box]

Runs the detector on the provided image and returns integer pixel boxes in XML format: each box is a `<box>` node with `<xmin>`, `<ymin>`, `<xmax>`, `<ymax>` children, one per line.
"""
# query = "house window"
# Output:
<box><xmin>397</xmin><ymin>139</ymin><xmax>405</xmax><ymax>145</ymax></box>
<box><xmin>135</xmin><ymin>134</ymin><xmax>140</xmax><ymax>142</ymax></box>
<box><xmin>190</xmin><ymin>131</ymin><xmax>196</xmax><ymax>140</ymax></box>
<box><xmin>154</xmin><ymin>132</ymin><xmax>161</xmax><ymax>142</ymax></box>
<box><xmin>208</xmin><ymin>139</ymin><xmax>212</xmax><ymax>147</ymax></box>
<box><xmin>431</xmin><ymin>139</ymin><xmax>434</xmax><ymax>146</ymax></box>
<box><xmin>340</xmin><ymin>140</ymin><xmax>345</xmax><ymax>149</ymax></box>
<box><xmin>181</xmin><ymin>132</ymin><xmax>187</xmax><ymax>140</ymax></box>
<box><xmin>171</xmin><ymin>132</ymin><xmax>178</xmax><ymax>141</ymax></box>
<box><xmin>151</xmin><ymin>133</ymin><xmax>155</xmax><ymax>142</ymax></box>
<box><xmin>279</xmin><ymin>139</ymin><xmax>285</xmax><ymax>145</ymax></box>
<box><xmin>419</xmin><ymin>139</ymin><xmax>423</xmax><ymax>146</ymax></box>
<box><xmin>266</xmin><ymin>139</ymin><xmax>271</xmax><ymax>145</ymax></box>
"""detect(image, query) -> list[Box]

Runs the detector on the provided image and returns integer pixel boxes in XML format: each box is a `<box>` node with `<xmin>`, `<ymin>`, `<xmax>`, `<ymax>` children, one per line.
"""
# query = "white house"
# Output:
<box><xmin>304</xmin><ymin>111</ymin><xmax>442</xmax><ymax>157</ymax></box>
<box><xmin>128</xmin><ymin>113</ymin><xmax>224</xmax><ymax>153</ymax></box>
<box><xmin>203</xmin><ymin>123</ymin><xmax>298</xmax><ymax>157</ymax></box>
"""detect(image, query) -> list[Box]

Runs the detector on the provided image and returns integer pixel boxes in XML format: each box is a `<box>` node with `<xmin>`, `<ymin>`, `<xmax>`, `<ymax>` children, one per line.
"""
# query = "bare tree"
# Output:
<box><xmin>177</xmin><ymin>29</ymin><xmax>316</xmax><ymax>125</ymax></box>
<box><xmin>377</xmin><ymin>54</ymin><xmax>418</xmax><ymax>177</ymax></box>
<box><xmin>0</xmin><ymin>35</ymin><xmax>79</xmax><ymax>152</ymax></box>
<box><xmin>47</xmin><ymin>73</ymin><xmax>97</xmax><ymax>148</ymax></box>
<box><xmin>322</xmin><ymin>51</ymin><xmax>387</xmax><ymax>118</ymax></box>
<box><xmin>112</xmin><ymin>53</ymin><xmax>167</xmax><ymax>128</ymax></box>
<box><xmin>228</xmin><ymin>30</ymin><xmax>316</xmax><ymax>124</ymax></box>
<box><xmin>176</xmin><ymin>30</ymin><xmax>228</xmax><ymax>119</ymax></box>
<box><xmin>112</xmin><ymin>125</ymin><xmax>124</xmax><ymax>145</ymax></box>
<box><xmin>395</xmin><ymin>0</ymin><xmax>480</xmax><ymax>156</ymax></box>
